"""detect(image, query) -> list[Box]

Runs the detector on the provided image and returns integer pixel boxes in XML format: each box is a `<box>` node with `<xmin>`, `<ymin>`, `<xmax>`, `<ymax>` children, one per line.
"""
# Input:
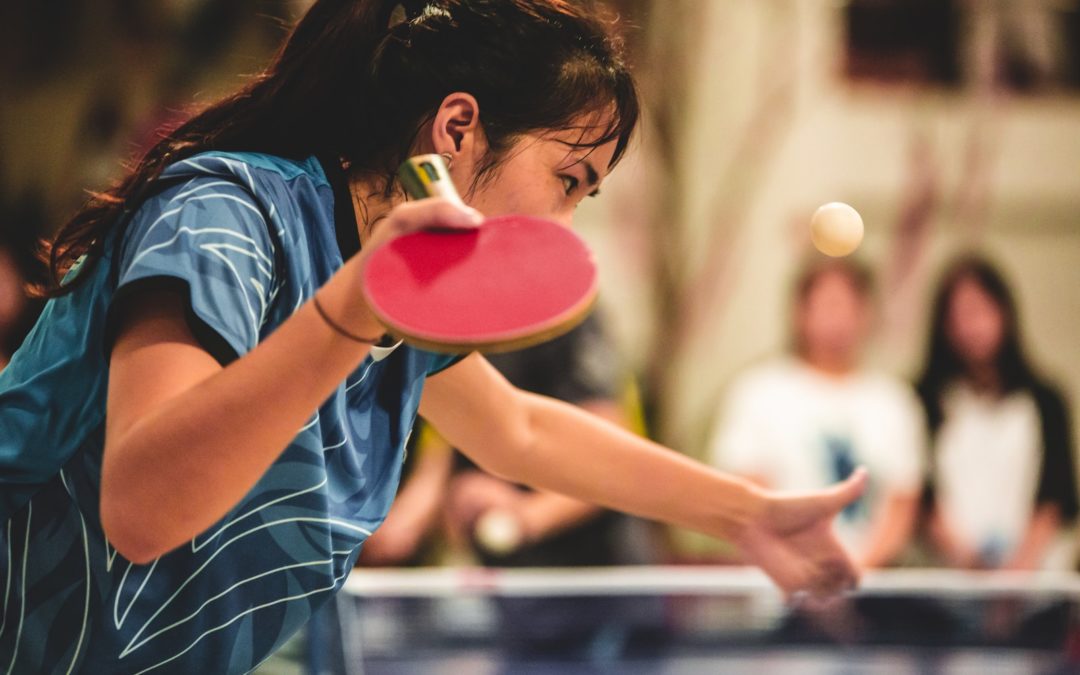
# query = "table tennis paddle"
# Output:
<box><xmin>359</xmin><ymin>154</ymin><xmax>599</xmax><ymax>354</ymax></box>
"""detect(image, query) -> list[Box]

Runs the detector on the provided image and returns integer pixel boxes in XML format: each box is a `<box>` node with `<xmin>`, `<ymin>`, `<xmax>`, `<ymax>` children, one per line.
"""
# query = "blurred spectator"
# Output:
<box><xmin>358</xmin><ymin>313</ymin><xmax>649</xmax><ymax>568</ymax></box>
<box><xmin>708</xmin><ymin>258</ymin><xmax>925</xmax><ymax>568</ymax></box>
<box><xmin>0</xmin><ymin>245</ymin><xmax>27</xmax><ymax>372</ymax></box>
<box><xmin>1</xmin><ymin>0</ymin><xmax>292</xmax><ymax>237</ymax></box>
<box><xmin>915</xmin><ymin>254</ymin><xmax>1078</xmax><ymax>570</ymax></box>
<box><xmin>446</xmin><ymin>315</ymin><xmax>644</xmax><ymax>568</ymax></box>
<box><xmin>354</xmin><ymin>422</ymin><xmax>453</xmax><ymax>567</ymax></box>
<box><xmin>0</xmin><ymin>198</ymin><xmax>45</xmax><ymax>371</ymax></box>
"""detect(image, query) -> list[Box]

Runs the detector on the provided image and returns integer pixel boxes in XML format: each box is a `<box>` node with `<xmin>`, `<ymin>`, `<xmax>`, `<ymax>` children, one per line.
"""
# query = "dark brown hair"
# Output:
<box><xmin>916</xmin><ymin>254</ymin><xmax>1040</xmax><ymax>429</ymax></box>
<box><xmin>40</xmin><ymin>0</ymin><xmax>639</xmax><ymax>295</ymax></box>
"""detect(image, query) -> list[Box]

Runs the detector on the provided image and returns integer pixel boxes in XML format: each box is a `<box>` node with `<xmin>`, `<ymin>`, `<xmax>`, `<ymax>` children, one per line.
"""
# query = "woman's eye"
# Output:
<box><xmin>560</xmin><ymin>175</ymin><xmax>579</xmax><ymax>196</ymax></box>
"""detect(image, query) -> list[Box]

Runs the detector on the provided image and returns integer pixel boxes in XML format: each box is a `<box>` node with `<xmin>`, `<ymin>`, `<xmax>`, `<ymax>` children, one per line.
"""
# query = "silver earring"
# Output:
<box><xmin>440</xmin><ymin>152</ymin><xmax>453</xmax><ymax>169</ymax></box>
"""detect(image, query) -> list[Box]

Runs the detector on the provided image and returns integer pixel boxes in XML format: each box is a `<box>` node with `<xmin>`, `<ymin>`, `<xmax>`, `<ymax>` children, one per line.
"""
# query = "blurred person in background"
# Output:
<box><xmin>352</xmin><ymin>423</ymin><xmax>454</xmax><ymax>567</ymax></box>
<box><xmin>354</xmin><ymin>314</ymin><xmax>638</xmax><ymax>569</ymax></box>
<box><xmin>916</xmin><ymin>254</ymin><xmax>1078</xmax><ymax>570</ymax></box>
<box><xmin>0</xmin><ymin>202</ymin><xmax>45</xmax><ymax>372</ymax></box>
<box><xmin>0</xmin><ymin>244</ymin><xmax>29</xmax><ymax>372</ymax></box>
<box><xmin>440</xmin><ymin>314</ymin><xmax>644</xmax><ymax>569</ymax></box>
<box><xmin>709</xmin><ymin>258</ymin><xmax>926</xmax><ymax>569</ymax></box>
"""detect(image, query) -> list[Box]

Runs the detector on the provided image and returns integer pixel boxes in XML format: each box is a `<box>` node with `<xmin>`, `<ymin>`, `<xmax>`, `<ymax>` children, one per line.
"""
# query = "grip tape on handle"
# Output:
<box><xmin>398</xmin><ymin>154</ymin><xmax>465</xmax><ymax>205</ymax></box>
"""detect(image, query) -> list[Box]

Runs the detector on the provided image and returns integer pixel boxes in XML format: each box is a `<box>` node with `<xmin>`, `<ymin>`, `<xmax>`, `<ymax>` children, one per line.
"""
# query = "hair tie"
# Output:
<box><xmin>386</xmin><ymin>1</ymin><xmax>450</xmax><ymax>30</ymax></box>
<box><xmin>387</xmin><ymin>3</ymin><xmax>409</xmax><ymax>29</ymax></box>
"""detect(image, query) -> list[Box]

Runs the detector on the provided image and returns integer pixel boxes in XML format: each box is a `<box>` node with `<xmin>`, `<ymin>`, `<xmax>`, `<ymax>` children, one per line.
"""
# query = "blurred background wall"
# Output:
<box><xmin>2</xmin><ymin>0</ymin><xmax>1079</xmax><ymax>514</ymax></box>
<box><xmin>577</xmin><ymin>0</ymin><xmax>1080</xmax><ymax>456</ymax></box>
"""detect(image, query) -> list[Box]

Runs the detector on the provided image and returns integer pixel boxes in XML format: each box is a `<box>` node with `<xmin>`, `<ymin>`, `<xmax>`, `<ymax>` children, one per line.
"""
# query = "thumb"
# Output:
<box><xmin>791</xmin><ymin>467</ymin><xmax>868</xmax><ymax>522</ymax></box>
<box><xmin>766</xmin><ymin>467</ymin><xmax>869</xmax><ymax>534</ymax></box>
<box><xmin>822</xmin><ymin>466</ymin><xmax>868</xmax><ymax>515</ymax></box>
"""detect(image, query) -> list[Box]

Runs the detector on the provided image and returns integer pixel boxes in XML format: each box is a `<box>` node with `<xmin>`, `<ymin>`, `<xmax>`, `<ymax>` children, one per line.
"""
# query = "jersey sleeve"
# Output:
<box><xmin>426</xmin><ymin>352</ymin><xmax>468</xmax><ymax>377</ymax></box>
<box><xmin>108</xmin><ymin>176</ymin><xmax>277</xmax><ymax>364</ymax></box>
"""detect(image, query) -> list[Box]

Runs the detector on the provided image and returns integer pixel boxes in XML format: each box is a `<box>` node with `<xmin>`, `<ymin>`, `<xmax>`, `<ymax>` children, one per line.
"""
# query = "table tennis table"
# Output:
<box><xmin>281</xmin><ymin>566</ymin><xmax>1080</xmax><ymax>674</ymax></box>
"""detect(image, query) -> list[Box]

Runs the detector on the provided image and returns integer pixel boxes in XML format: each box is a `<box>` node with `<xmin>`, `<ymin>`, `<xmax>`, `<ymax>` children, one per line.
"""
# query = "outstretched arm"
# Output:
<box><xmin>420</xmin><ymin>354</ymin><xmax>867</xmax><ymax>595</ymax></box>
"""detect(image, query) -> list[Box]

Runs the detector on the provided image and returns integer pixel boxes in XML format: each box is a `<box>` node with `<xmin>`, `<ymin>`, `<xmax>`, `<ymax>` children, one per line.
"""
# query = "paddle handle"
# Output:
<box><xmin>398</xmin><ymin>154</ymin><xmax>465</xmax><ymax>205</ymax></box>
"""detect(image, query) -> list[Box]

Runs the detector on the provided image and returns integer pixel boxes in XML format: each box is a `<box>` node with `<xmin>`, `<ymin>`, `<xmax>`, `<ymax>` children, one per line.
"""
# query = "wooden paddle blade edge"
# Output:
<box><xmin>370</xmin><ymin>283</ymin><xmax>599</xmax><ymax>355</ymax></box>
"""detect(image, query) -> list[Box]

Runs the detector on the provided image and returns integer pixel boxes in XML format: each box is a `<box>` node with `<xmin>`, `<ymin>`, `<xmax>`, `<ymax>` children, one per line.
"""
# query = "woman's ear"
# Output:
<box><xmin>430</xmin><ymin>92</ymin><xmax>486</xmax><ymax>173</ymax></box>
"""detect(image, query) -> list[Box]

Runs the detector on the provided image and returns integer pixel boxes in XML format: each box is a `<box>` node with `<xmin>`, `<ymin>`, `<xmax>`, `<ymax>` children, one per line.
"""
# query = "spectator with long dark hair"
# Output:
<box><xmin>0</xmin><ymin>1</ymin><xmax>866</xmax><ymax>671</ymax></box>
<box><xmin>916</xmin><ymin>254</ymin><xmax>1078</xmax><ymax>570</ymax></box>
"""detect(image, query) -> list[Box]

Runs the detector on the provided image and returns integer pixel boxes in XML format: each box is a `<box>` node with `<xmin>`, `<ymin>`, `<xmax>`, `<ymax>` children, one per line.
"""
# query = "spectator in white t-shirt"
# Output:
<box><xmin>709</xmin><ymin>258</ymin><xmax>926</xmax><ymax>568</ymax></box>
<box><xmin>915</xmin><ymin>255</ymin><xmax>1078</xmax><ymax>570</ymax></box>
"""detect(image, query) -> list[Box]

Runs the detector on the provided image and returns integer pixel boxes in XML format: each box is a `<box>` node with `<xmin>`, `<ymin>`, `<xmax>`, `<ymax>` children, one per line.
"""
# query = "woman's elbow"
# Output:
<box><xmin>100</xmin><ymin>496</ymin><xmax>166</xmax><ymax>564</ymax></box>
<box><xmin>99</xmin><ymin>466</ymin><xmax>176</xmax><ymax>564</ymax></box>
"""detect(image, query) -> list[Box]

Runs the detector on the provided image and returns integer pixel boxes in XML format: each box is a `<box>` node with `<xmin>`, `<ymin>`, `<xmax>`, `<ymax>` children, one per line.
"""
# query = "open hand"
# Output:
<box><xmin>736</xmin><ymin>468</ymin><xmax>868</xmax><ymax>598</ymax></box>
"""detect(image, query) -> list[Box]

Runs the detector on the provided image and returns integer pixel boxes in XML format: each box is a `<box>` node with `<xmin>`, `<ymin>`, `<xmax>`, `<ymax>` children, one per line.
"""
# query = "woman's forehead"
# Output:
<box><xmin>513</xmin><ymin>128</ymin><xmax>616</xmax><ymax>165</ymax></box>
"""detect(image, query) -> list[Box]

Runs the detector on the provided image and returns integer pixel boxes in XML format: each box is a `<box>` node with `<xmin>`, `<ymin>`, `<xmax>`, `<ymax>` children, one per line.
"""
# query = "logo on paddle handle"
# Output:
<box><xmin>399</xmin><ymin>155</ymin><xmax>466</xmax><ymax>207</ymax></box>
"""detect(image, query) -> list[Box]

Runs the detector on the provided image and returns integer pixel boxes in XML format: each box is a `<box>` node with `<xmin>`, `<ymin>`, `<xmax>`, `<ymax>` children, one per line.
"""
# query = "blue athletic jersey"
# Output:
<box><xmin>0</xmin><ymin>152</ymin><xmax>461</xmax><ymax>673</ymax></box>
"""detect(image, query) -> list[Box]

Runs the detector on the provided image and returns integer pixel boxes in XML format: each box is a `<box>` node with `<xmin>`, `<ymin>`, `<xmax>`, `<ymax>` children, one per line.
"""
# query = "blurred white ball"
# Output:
<box><xmin>810</xmin><ymin>202</ymin><xmax>864</xmax><ymax>257</ymax></box>
<box><xmin>474</xmin><ymin>508</ymin><xmax>524</xmax><ymax>556</ymax></box>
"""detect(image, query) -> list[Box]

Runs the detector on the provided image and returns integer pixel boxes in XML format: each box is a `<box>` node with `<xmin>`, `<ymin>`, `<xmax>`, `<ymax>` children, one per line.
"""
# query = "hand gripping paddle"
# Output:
<box><xmin>359</xmin><ymin>154</ymin><xmax>599</xmax><ymax>353</ymax></box>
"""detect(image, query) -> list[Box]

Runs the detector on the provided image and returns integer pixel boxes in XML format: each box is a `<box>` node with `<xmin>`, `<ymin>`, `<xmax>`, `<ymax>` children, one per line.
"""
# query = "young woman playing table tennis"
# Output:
<box><xmin>0</xmin><ymin>1</ymin><xmax>865</xmax><ymax>671</ymax></box>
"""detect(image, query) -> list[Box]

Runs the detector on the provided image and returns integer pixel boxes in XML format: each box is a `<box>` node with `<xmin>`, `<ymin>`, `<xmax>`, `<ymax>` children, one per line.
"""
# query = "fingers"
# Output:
<box><xmin>745</xmin><ymin>539</ymin><xmax>818</xmax><ymax>597</ymax></box>
<box><xmin>743</xmin><ymin>527</ymin><xmax>860</xmax><ymax>601</ymax></box>
<box><xmin>362</xmin><ymin>198</ymin><xmax>483</xmax><ymax>255</ymax></box>
<box><xmin>816</xmin><ymin>553</ymin><xmax>860</xmax><ymax>596</ymax></box>
<box><xmin>786</xmin><ymin>557</ymin><xmax>860</xmax><ymax>604</ymax></box>
<box><xmin>786</xmin><ymin>548</ymin><xmax>859</xmax><ymax>596</ymax></box>
<box><xmin>387</xmin><ymin>197</ymin><xmax>483</xmax><ymax>235</ymax></box>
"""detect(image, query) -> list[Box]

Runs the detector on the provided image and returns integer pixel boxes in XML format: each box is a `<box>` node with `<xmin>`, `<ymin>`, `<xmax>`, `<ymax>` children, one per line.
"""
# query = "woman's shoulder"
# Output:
<box><xmin>160</xmin><ymin>151</ymin><xmax>330</xmax><ymax>191</ymax></box>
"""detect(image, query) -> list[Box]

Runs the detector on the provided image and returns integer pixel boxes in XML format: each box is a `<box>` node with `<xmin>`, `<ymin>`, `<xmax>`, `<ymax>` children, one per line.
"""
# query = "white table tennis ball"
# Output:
<box><xmin>474</xmin><ymin>508</ymin><xmax>524</xmax><ymax>556</ymax></box>
<box><xmin>810</xmin><ymin>202</ymin><xmax>864</xmax><ymax>257</ymax></box>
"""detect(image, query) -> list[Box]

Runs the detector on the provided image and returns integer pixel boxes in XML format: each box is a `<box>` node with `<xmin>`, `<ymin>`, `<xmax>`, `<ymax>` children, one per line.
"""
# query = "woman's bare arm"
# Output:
<box><xmin>420</xmin><ymin>354</ymin><xmax>867</xmax><ymax>595</ymax></box>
